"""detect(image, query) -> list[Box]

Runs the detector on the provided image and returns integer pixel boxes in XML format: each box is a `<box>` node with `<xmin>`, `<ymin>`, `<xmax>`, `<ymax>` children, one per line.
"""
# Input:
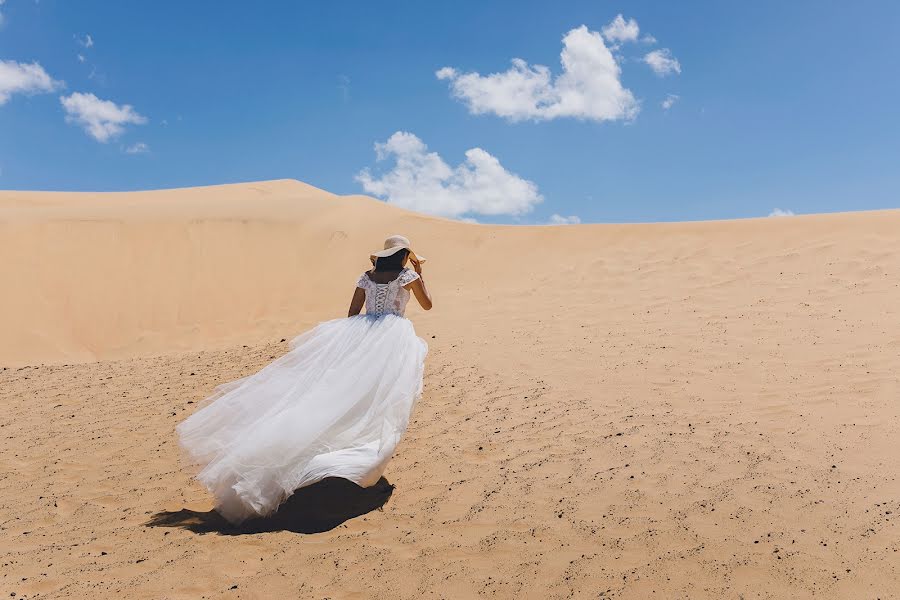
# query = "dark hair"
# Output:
<box><xmin>373</xmin><ymin>248</ymin><xmax>409</xmax><ymax>272</ymax></box>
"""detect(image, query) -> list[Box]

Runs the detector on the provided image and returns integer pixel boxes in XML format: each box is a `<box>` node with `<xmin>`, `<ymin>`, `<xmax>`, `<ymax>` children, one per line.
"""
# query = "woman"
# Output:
<box><xmin>176</xmin><ymin>235</ymin><xmax>433</xmax><ymax>525</ymax></box>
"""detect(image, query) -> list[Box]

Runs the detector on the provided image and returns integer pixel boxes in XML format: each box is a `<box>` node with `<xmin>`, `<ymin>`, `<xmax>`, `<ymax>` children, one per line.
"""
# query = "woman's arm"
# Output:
<box><xmin>348</xmin><ymin>287</ymin><xmax>366</xmax><ymax>317</ymax></box>
<box><xmin>408</xmin><ymin>278</ymin><xmax>432</xmax><ymax>310</ymax></box>
<box><xmin>405</xmin><ymin>258</ymin><xmax>433</xmax><ymax>310</ymax></box>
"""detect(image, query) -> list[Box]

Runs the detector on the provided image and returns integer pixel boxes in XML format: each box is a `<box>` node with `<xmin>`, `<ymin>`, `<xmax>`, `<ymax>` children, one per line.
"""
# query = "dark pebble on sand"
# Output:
<box><xmin>280</xmin><ymin>338</ymin><xmax>286</xmax><ymax>342</ymax></box>
<box><xmin>230</xmin><ymin>585</ymin><xmax>238</xmax><ymax>590</ymax></box>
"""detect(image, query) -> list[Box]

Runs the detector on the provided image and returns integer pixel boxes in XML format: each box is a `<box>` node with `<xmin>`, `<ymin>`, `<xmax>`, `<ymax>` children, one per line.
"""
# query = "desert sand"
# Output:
<box><xmin>1</xmin><ymin>179</ymin><xmax>899</xmax><ymax>599</ymax></box>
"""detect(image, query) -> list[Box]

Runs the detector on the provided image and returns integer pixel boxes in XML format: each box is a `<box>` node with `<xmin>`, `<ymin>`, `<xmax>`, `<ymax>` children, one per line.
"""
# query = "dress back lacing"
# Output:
<box><xmin>356</xmin><ymin>268</ymin><xmax>420</xmax><ymax>317</ymax></box>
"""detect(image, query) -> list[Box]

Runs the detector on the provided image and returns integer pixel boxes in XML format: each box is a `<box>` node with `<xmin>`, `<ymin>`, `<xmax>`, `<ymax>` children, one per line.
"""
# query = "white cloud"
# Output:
<box><xmin>60</xmin><ymin>92</ymin><xmax>147</xmax><ymax>142</ymax></box>
<box><xmin>77</xmin><ymin>54</ymin><xmax>85</xmax><ymax>63</ymax></box>
<box><xmin>768</xmin><ymin>208</ymin><xmax>795</xmax><ymax>217</ymax></box>
<box><xmin>437</xmin><ymin>25</ymin><xmax>638</xmax><ymax>123</ymax></box>
<box><xmin>77</xmin><ymin>33</ymin><xmax>94</xmax><ymax>48</ymax></box>
<box><xmin>641</xmin><ymin>35</ymin><xmax>657</xmax><ymax>44</ymax></box>
<box><xmin>601</xmin><ymin>14</ymin><xmax>640</xmax><ymax>44</ymax></box>
<box><xmin>548</xmin><ymin>214</ymin><xmax>581</xmax><ymax>225</ymax></box>
<box><xmin>644</xmin><ymin>49</ymin><xmax>681</xmax><ymax>76</ymax></box>
<box><xmin>125</xmin><ymin>142</ymin><xmax>149</xmax><ymax>154</ymax></box>
<box><xmin>0</xmin><ymin>60</ymin><xmax>62</xmax><ymax>105</ymax></box>
<box><xmin>356</xmin><ymin>131</ymin><xmax>543</xmax><ymax>218</ymax></box>
<box><xmin>661</xmin><ymin>93</ymin><xmax>679</xmax><ymax>110</ymax></box>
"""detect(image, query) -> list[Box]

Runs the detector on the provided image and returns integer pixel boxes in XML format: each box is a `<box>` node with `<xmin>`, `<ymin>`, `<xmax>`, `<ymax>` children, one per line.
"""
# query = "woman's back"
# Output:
<box><xmin>356</xmin><ymin>267</ymin><xmax>420</xmax><ymax>317</ymax></box>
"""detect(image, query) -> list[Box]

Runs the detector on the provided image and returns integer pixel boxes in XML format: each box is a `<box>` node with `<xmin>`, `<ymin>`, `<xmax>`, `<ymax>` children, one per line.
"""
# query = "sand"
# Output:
<box><xmin>1</xmin><ymin>179</ymin><xmax>899</xmax><ymax>598</ymax></box>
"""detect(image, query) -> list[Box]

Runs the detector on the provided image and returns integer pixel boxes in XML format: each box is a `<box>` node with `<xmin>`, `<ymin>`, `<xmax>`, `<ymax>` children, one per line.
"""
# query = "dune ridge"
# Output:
<box><xmin>2</xmin><ymin>179</ymin><xmax>897</xmax><ymax>366</ymax></box>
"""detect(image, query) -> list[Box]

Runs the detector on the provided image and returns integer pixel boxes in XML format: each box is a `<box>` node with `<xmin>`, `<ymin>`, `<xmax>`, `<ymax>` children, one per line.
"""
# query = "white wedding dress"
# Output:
<box><xmin>176</xmin><ymin>267</ymin><xmax>427</xmax><ymax>524</ymax></box>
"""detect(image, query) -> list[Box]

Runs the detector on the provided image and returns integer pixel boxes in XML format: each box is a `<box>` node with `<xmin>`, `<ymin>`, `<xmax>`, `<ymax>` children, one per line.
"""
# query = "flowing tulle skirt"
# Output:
<box><xmin>176</xmin><ymin>314</ymin><xmax>427</xmax><ymax>524</ymax></box>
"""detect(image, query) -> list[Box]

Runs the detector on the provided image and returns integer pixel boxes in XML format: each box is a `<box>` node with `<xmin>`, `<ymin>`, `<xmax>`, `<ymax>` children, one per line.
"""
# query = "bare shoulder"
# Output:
<box><xmin>402</xmin><ymin>268</ymin><xmax>421</xmax><ymax>288</ymax></box>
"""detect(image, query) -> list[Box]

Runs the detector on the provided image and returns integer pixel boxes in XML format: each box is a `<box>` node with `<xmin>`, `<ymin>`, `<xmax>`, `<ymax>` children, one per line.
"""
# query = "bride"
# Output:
<box><xmin>176</xmin><ymin>235</ymin><xmax>433</xmax><ymax>524</ymax></box>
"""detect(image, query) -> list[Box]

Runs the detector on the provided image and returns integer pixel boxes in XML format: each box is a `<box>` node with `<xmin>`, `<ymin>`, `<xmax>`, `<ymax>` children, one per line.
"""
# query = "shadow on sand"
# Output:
<box><xmin>145</xmin><ymin>477</ymin><xmax>394</xmax><ymax>535</ymax></box>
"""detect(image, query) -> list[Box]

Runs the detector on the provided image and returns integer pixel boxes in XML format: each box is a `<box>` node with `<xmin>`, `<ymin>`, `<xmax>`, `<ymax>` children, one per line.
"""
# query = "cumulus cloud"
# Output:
<box><xmin>768</xmin><ymin>208</ymin><xmax>795</xmax><ymax>217</ymax></box>
<box><xmin>0</xmin><ymin>60</ymin><xmax>62</xmax><ymax>105</ymax></box>
<box><xmin>644</xmin><ymin>49</ymin><xmax>681</xmax><ymax>76</ymax></box>
<box><xmin>661</xmin><ymin>94</ymin><xmax>679</xmax><ymax>110</ymax></box>
<box><xmin>356</xmin><ymin>131</ymin><xmax>543</xmax><ymax>219</ymax></box>
<box><xmin>549</xmin><ymin>214</ymin><xmax>582</xmax><ymax>225</ymax></box>
<box><xmin>436</xmin><ymin>25</ymin><xmax>638</xmax><ymax>123</ymax></box>
<box><xmin>60</xmin><ymin>92</ymin><xmax>147</xmax><ymax>142</ymax></box>
<box><xmin>124</xmin><ymin>142</ymin><xmax>149</xmax><ymax>154</ymax></box>
<box><xmin>601</xmin><ymin>14</ymin><xmax>640</xmax><ymax>45</ymax></box>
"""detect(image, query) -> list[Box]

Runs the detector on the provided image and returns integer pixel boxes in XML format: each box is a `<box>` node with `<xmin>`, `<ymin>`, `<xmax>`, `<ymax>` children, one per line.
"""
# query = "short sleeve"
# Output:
<box><xmin>398</xmin><ymin>268</ymin><xmax>420</xmax><ymax>287</ymax></box>
<box><xmin>356</xmin><ymin>272</ymin><xmax>371</xmax><ymax>289</ymax></box>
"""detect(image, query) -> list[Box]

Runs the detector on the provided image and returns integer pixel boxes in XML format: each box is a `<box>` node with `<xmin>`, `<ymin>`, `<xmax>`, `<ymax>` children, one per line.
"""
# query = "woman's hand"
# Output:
<box><xmin>410</xmin><ymin>256</ymin><xmax>423</xmax><ymax>276</ymax></box>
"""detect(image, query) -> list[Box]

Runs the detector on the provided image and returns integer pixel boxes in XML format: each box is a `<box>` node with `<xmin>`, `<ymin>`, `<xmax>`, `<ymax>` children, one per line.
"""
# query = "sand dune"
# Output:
<box><xmin>2</xmin><ymin>180</ymin><xmax>899</xmax><ymax>598</ymax></box>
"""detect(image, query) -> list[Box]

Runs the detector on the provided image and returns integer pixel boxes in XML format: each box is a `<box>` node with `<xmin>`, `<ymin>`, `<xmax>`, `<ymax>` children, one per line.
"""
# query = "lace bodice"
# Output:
<box><xmin>356</xmin><ymin>268</ymin><xmax>420</xmax><ymax>317</ymax></box>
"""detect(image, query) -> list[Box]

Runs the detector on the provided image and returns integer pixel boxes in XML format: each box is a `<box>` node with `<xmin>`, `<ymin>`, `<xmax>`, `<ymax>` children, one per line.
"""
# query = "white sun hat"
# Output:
<box><xmin>370</xmin><ymin>234</ymin><xmax>426</xmax><ymax>264</ymax></box>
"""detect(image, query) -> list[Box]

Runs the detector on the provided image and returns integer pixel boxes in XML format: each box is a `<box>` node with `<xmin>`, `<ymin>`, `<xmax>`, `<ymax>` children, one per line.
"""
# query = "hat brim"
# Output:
<box><xmin>370</xmin><ymin>246</ymin><xmax>426</xmax><ymax>264</ymax></box>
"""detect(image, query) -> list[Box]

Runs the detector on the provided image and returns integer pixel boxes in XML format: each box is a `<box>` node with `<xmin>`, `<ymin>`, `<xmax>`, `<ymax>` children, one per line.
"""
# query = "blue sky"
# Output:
<box><xmin>1</xmin><ymin>1</ymin><xmax>898</xmax><ymax>224</ymax></box>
